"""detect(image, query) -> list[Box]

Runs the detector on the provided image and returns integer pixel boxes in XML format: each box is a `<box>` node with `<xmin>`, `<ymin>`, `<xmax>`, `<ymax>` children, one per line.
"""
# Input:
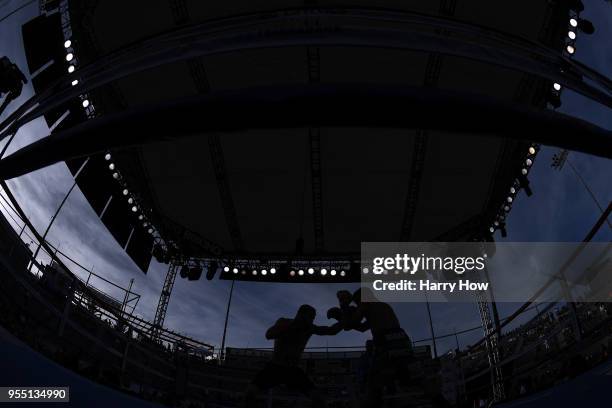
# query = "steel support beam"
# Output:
<box><xmin>0</xmin><ymin>84</ymin><xmax>610</xmax><ymax>182</ymax></box>
<box><xmin>3</xmin><ymin>8</ymin><xmax>612</xmax><ymax>139</ymax></box>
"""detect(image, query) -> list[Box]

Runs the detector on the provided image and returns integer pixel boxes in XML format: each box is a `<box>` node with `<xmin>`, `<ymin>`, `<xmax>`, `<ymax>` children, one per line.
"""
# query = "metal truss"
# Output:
<box><xmin>3</xmin><ymin>8</ymin><xmax>612</xmax><ymax>141</ymax></box>
<box><xmin>475</xmin><ymin>290</ymin><xmax>505</xmax><ymax>402</ymax></box>
<box><xmin>151</xmin><ymin>262</ymin><xmax>179</xmax><ymax>340</ymax></box>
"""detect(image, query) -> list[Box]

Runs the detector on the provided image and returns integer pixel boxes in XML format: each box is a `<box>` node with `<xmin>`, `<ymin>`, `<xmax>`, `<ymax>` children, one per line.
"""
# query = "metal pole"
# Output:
<box><xmin>566</xmin><ymin>157</ymin><xmax>612</xmax><ymax>229</ymax></box>
<box><xmin>424</xmin><ymin>291</ymin><xmax>438</xmax><ymax>358</ymax></box>
<box><xmin>27</xmin><ymin>158</ymin><xmax>89</xmax><ymax>272</ymax></box>
<box><xmin>28</xmin><ymin>179</ymin><xmax>78</xmax><ymax>272</ymax></box>
<box><xmin>220</xmin><ymin>279</ymin><xmax>235</xmax><ymax>361</ymax></box>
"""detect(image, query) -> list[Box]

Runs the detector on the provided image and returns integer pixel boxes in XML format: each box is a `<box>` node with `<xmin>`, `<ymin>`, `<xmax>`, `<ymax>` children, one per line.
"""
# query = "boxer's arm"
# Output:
<box><xmin>312</xmin><ymin>322</ymin><xmax>343</xmax><ymax>336</ymax></box>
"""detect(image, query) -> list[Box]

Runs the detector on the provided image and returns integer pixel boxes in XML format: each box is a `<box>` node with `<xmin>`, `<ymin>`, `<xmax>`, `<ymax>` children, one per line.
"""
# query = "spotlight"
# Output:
<box><xmin>553</xmin><ymin>83</ymin><xmax>562</xmax><ymax>91</ymax></box>
<box><xmin>308</xmin><ymin>268</ymin><xmax>314</xmax><ymax>275</ymax></box>
<box><xmin>568</xmin><ymin>31</ymin><xmax>576</xmax><ymax>40</ymax></box>
<box><xmin>510</xmin><ymin>187</ymin><xmax>516</xmax><ymax>194</ymax></box>
<box><xmin>188</xmin><ymin>265</ymin><xmax>203</xmax><ymax>281</ymax></box>
<box><xmin>206</xmin><ymin>263</ymin><xmax>218</xmax><ymax>280</ymax></box>
<box><xmin>142</xmin><ymin>222</ymin><xmax>147</xmax><ymax>227</ymax></box>
<box><xmin>526</xmin><ymin>159</ymin><xmax>533</xmax><ymax>166</ymax></box>
<box><xmin>138</xmin><ymin>214</ymin><xmax>144</xmax><ymax>220</ymax></box>
<box><xmin>298</xmin><ymin>270</ymin><xmax>304</xmax><ymax>276</ymax></box>
<box><xmin>489</xmin><ymin>227</ymin><xmax>495</xmax><ymax>233</ymax></box>
<box><xmin>82</xmin><ymin>99</ymin><xmax>90</xmax><ymax>108</ymax></box>
<box><xmin>131</xmin><ymin>206</ymin><xmax>138</xmax><ymax>212</ymax></box>
<box><xmin>290</xmin><ymin>270</ymin><xmax>296</xmax><ymax>277</ymax></box>
<box><xmin>66</xmin><ymin>53</ymin><xmax>74</xmax><ymax>61</ymax></box>
<box><xmin>528</xmin><ymin>147</ymin><xmax>536</xmax><ymax>155</ymax></box>
<box><xmin>521</xmin><ymin>168</ymin><xmax>528</xmax><ymax>175</ymax></box>
<box><xmin>224</xmin><ymin>266</ymin><xmax>229</xmax><ymax>272</ymax></box>
<box><xmin>109</xmin><ymin>163</ymin><xmax>115</xmax><ymax>170</ymax></box>
<box><xmin>494</xmin><ymin>221</ymin><xmax>499</xmax><ymax>226</ymax></box>
<box><xmin>241</xmin><ymin>270</ymin><xmax>246</xmax><ymax>275</ymax></box>
<box><xmin>261</xmin><ymin>270</ymin><xmax>267</xmax><ymax>276</ymax></box>
<box><xmin>321</xmin><ymin>269</ymin><xmax>327</xmax><ymax>276</ymax></box>
<box><xmin>252</xmin><ymin>270</ymin><xmax>257</xmax><ymax>275</ymax></box>
<box><xmin>577</xmin><ymin>19</ymin><xmax>595</xmax><ymax>35</ymax></box>
<box><xmin>105</xmin><ymin>153</ymin><xmax>112</xmax><ymax>161</ymax></box>
<box><xmin>71</xmin><ymin>79</ymin><xmax>78</xmax><ymax>86</ymax></box>
<box><xmin>123</xmin><ymin>189</ymin><xmax>129</xmax><ymax>195</ymax></box>
<box><xmin>270</xmin><ymin>268</ymin><xmax>276</xmax><ymax>274</ymax></box>
<box><xmin>363</xmin><ymin>267</ymin><xmax>369</xmax><ymax>274</ymax></box>
<box><xmin>570</xmin><ymin>18</ymin><xmax>578</xmax><ymax>28</ymax></box>
<box><xmin>68</xmin><ymin>65</ymin><xmax>75</xmax><ymax>73</ymax></box>
<box><xmin>233</xmin><ymin>268</ymin><xmax>238</xmax><ymax>274</ymax></box>
<box><xmin>507</xmin><ymin>197</ymin><xmax>513</xmax><ymax>203</ymax></box>
<box><xmin>112</xmin><ymin>172</ymin><xmax>119</xmax><ymax>179</ymax></box>
<box><xmin>64</xmin><ymin>40</ymin><xmax>72</xmax><ymax>48</ymax></box>
<box><xmin>340</xmin><ymin>271</ymin><xmax>346</xmax><ymax>276</ymax></box>
<box><xmin>504</xmin><ymin>205</ymin><xmax>510</xmax><ymax>212</ymax></box>
<box><xmin>500</xmin><ymin>223</ymin><xmax>508</xmax><ymax>238</ymax></box>
<box><xmin>518</xmin><ymin>174</ymin><xmax>533</xmax><ymax>197</ymax></box>
<box><xmin>566</xmin><ymin>45</ymin><xmax>575</xmax><ymax>54</ymax></box>
<box><xmin>147</xmin><ymin>228</ymin><xmax>154</xmax><ymax>234</ymax></box>
<box><xmin>331</xmin><ymin>270</ymin><xmax>337</xmax><ymax>276</ymax></box>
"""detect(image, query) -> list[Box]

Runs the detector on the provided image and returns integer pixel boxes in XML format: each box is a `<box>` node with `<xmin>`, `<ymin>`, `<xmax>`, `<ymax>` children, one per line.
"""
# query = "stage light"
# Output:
<box><xmin>321</xmin><ymin>269</ymin><xmax>327</xmax><ymax>276</ymax></box>
<box><xmin>298</xmin><ymin>270</ymin><xmax>304</xmax><ymax>276</ymax></box>
<box><xmin>252</xmin><ymin>270</ymin><xmax>257</xmax><ymax>275</ymax></box>
<box><xmin>553</xmin><ymin>83</ymin><xmax>561</xmax><ymax>91</ymax></box>
<box><xmin>528</xmin><ymin>147</ymin><xmax>536</xmax><ymax>155</ymax></box>
<box><xmin>568</xmin><ymin>31</ymin><xmax>576</xmax><ymax>40</ymax></box>
<box><xmin>148</xmin><ymin>228</ymin><xmax>154</xmax><ymax>234</ymax></box>
<box><xmin>570</xmin><ymin>18</ymin><xmax>578</xmax><ymax>28</ymax></box>
<box><xmin>188</xmin><ymin>265</ymin><xmax>203</xmax><ymax>281</ymax></box>
<box><xmin>122</xmin><ymin>189</ymin><xmax>129</xmax><ymax>195</ymax></box>
<box><xmin>494</xmin><ymin>221</ymin><xmax>499</xmax><ymax>226</ymax></box>
<box><xmin>331</xmin><ymin>270</ymin><xmax>337</xmax><ymax>276</ymax></box>
<box><xmin>138</xmin><ymin>214</ymin><xmax>144</xmax><ymax>220</ymax></box>
<box><xmin>507</xmin><ymin>197</ymin><xmax>513</xmax><ymax>203</ymax></box>
<box><xmin>526</xmin><ymin>159</ymin><xmax>533</xmax><ymax>166</ymax></box>
<box><xmin>105</xmin><ymin>153</ymin><xmax>112</xmax><ymax>161</ymax></box>
<box><xmin>566</xmin><ymin>45</ymin><xmax>575</xmax><ymax>54</ymax></box>
<box><xmin>66</xmin><ymin>53</ymin><xmax>74</xmax><ymax>61</ymax></box>
<box><xmin>489</xmin><ymin>227</ymin><xmax>495</xmax><ymax>233</ymax></box>
<box><xmin>224</xmin><ymin>266</ymin><xmax>229</xmax><ymax>272</ymax></box>
<box><xmin>112</xmin><ymin>172</ymin><xmax>119</xmax><ymax>179</ymax></box>
<box><xmin>131</xmin><ymin>206</ymin><xmax>138</xmax><ymax>212</ymax></box>
<box><xmin>241</xmin><ymin>270</ymin><xmax>246</xmax><ymax>275</ymax></box>
<box><xmin>109</xmin><ymin>163</ymin><xmax>115</xmax><ymax>170</ymax></box>
<box><xmin>363</xmin><ymin>267</ymin><xmax>369</xmax><ymax>274</ymax></box>
<box><xmin>71</xmin><ymin>79</ymin><xmax>78</xmax><ymax>86</ymax></box>
<box><xmin>68</xmin><ymin>65</ymin><xmax>75</xmax><ymax>73</ymax></box>
<box><xmin>233</xmin><ymin>268</ymin><xmax>238</xmax><ymax>274</ymax></box>
<box><xmin>206</xmin><ymin>263</ymin><xmax>218</xmax><ymax>280</ymax></box>
<box><xmin>128</xmin><ymin>198</ymin><xmax>134</xmax><ymax>204</ymax></box>
<box><xmin>510</xmin><ymin>187</ymin><xmax>516</xmax><ymax>194</ymax></box>
<box><xmin>521</xmin><ymin>168</ymin><xmax>528</xmax><ymax>175</ymax></box>
<box><xmin>504</xmin><ymin>205</ymin><xmax>510</xmax><ymax>211</ymax></box>
<box><xmin>142</xmin><ymin>222</ymin><xmax>147</xmax><ymax>227</ymax></box>
<box><xmin>270</xmin><ymin>268</ymin><xmax>276</xmax><ymax>274</ymax></box>
<box><xmin>308</xmin><ymin>268</ymin><xmax>314</xmax><ymax>275</ymax></box>
<box><xmin>64</xmin><ymin>40</ymin><xmax>72</xmax><ymax>48</ymax></box>
<box><xmin>82</xmin><ymin>99</ymin><xmax>90</xmax><ymax>108</ymax></box>
<box><xmin>340</xmin><ymin>271</ymin><xmax>346</xmax><ymax>276</ymax></box>
<box><xmin>290</xmin><ymin>270</ymin><xmax>296</xmax><ymax>276</ymax></box>
<box><xmin>261</xmin><ymin>270</ymin><xmax>267</xmax><ymax>275</ymax></box>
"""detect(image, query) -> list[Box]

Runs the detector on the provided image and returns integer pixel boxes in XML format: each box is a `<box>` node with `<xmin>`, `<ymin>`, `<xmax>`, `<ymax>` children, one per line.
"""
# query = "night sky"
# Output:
<box><xmin>0</xmin><ymin>0</ymin><xmax>610</xmax><ymax>354</ymax></box>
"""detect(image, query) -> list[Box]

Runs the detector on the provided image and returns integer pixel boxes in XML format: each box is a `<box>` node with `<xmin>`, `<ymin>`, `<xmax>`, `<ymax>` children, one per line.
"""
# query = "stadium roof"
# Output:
<box><xmin>12</xmin><ymin>0</ymin><xmax>595</xmax><ymax>276</ymax></box>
